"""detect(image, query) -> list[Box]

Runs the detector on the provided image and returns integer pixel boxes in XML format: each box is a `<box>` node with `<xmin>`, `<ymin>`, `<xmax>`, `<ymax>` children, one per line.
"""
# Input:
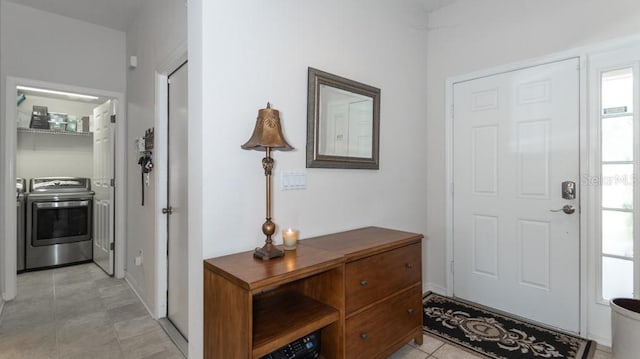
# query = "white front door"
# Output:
<box><xmin>93</xmin><ymin>100</ymin><xmax>116</xmax><ymax>275</ymax></box>
<box><xmin>453</xmin><ymin>58</ymin><xmax>580</xmax><ymax>332</ymax></box>
<box><xmin>167</xmin><ymin>62</ymin><xmax>189</xmax><ymax>339</ymax></box>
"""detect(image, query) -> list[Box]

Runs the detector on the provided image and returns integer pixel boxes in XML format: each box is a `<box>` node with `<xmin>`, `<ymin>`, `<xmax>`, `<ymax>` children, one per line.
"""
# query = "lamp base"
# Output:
<box><xmin>253</xmin><ymin>243</ymin><xmax>284</xmax><ymax>260</ymax></box>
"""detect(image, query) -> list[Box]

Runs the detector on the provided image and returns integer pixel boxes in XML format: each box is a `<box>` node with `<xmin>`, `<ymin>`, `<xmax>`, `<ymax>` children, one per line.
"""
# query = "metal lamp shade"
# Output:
<box><xmin>241</xmin><ymin>103</ymin><xmax>293</xmax><ymax>151</ymax></box>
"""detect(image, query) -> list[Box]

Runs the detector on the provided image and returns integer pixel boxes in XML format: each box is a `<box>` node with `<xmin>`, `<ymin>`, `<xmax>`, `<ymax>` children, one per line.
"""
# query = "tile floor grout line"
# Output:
<box><xmin>104</xmin><ymin>289</ymin><xmax>127</xmax><ymax>359</ymax></box>
<box><xmin>428</xmin><ymin>342</ymin><xmax>444</xmax><ymax>359</ymax></box>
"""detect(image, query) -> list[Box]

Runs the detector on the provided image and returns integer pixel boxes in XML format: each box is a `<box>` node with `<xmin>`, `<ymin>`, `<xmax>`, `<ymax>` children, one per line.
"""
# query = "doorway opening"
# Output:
<box><xmin>446</xmin><ymin>57</ymin><xmax>584</xmax><ymax>333</ymax></box>
<box><xmin>152</xmin><ymin>47</ymin><xmax>188</xmax><ymax>357</ymax></box>
<box><xmin>3</xmin><ymin>77</ymin><xmax>126</xmax><ymax>300</ymax></box>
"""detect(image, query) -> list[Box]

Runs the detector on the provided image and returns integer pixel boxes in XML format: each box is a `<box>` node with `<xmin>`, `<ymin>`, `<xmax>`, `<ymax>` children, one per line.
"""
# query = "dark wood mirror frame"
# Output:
<box><xmin>306</xmin><ymin>67</ymin><xmax>380</xmax><ymax>169</ymax></box>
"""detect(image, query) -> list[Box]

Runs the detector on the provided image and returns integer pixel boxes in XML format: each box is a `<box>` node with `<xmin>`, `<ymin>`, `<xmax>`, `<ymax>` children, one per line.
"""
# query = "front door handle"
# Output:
<box><xmin>162</xmin><ymin>206</ymin><xmax>173</xmax><ymax>215</ymax></box>
<box><xmin>550</xmin><ymin>205</ymin><xmax>575</xmax><ymax>214</ymax></box>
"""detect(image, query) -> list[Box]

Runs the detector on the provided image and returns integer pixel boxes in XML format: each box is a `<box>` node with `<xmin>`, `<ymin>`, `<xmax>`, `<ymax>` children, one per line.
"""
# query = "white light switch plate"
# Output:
<box><xmin>281</xmin><ymin>171</ymin><xmax>307</xmax><ymax>190</ymax></box>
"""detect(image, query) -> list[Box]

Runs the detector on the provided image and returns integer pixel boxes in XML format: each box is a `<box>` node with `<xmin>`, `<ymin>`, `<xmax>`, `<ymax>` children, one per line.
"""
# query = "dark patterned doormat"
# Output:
<box><xmin>423</xmin><ymin>292</ymin><xmax>595</xmax><ymax>359</ymax></box>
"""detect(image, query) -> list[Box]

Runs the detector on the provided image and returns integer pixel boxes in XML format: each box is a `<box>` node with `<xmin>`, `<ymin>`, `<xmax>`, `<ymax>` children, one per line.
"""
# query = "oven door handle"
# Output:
<box><xmin>35</xmin><ymin>200</ymin><xmax>90</xmax><ymax>209</ymax></box>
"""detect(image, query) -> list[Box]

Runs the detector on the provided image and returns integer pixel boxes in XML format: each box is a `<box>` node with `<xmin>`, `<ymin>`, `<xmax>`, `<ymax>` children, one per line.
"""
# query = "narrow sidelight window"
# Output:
<box><xmin>600</xmin><ymin>67</ymin><xmax>636</xmax><ymax>300</ymax></box>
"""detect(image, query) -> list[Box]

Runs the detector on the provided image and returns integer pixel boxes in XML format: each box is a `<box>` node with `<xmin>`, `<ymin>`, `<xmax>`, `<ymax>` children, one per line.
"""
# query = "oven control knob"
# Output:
<box><xmin>162</xmin><ymin>207</ymin><xmax>173</xmax><ymax>215</ymax></box>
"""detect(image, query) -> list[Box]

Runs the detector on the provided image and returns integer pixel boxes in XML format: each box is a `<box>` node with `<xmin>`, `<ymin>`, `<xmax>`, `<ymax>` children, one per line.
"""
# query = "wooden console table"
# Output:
<box><xmin>203</xmin><ymin>227</ymin><xmax>424</xmax><ymax>359</ymax></box>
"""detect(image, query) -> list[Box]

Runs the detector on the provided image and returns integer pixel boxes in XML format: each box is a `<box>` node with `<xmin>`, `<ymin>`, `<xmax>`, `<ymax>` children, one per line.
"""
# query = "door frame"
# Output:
<box><xmin>444</xmin><ymin>53</ymin><xmax>589</xmax><ymax>336</ymax></box>
<box><xmin>166</xmin><ymin>61</ymin><xmax>189</xmax><ymax>342</ymax></box>
<box><xmin>2</xmin><ymin>76</ymin><xmax>126</xmax><ymax>300</ymax></box>
<box><xmin>153</xmin><ymin>43</ymin><xmax>187</xmax><ymax>319</ymax></box>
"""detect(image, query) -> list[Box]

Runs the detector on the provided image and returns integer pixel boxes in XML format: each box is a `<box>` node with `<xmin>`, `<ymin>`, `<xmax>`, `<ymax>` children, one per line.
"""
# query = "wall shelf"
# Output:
<box><xmin>18</xmin><ymin>127</ymin><xmax>92</xmax><ymax>137</ymax></box>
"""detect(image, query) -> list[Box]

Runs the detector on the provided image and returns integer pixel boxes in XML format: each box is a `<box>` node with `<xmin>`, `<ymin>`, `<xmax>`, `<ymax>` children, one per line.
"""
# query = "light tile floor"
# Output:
<box><xmin>0</xmin><ymin>263</ymin><xmax>183</xmax><ymax>359</ymax></box>
<box><xmin>391</xmin><ymin>333</ymin><xmax>613</xmax><ymax>359</ymax></box>
<box><xmin>1</xmin><ymin>263</ymin><xmax>612</xmax><ymax>359</ymax></box>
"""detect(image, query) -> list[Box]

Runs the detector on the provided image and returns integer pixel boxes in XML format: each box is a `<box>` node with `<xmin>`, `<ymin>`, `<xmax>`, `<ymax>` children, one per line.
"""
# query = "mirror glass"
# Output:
<box><xmin>307</xmin><ymin>68</ymin><xmax>380</xmax><ymax>169</ymax></box>
<box><xmin>318</xmin><ymin>84</ymin><xmax>373</xmax><ymax>158</ymax></box>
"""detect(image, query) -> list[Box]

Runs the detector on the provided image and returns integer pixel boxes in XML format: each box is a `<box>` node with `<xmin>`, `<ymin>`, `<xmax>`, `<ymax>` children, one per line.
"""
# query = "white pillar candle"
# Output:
<box><xmin>282</xmin><ymin>228</ymin><xmax>299</xmax><ymax>250</ymax></box>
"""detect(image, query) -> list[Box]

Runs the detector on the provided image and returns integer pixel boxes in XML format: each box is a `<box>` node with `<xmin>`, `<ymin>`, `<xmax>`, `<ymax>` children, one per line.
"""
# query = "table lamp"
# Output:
<box><xmin>241</xmin><ymin>103</ymin><xmax>293</xmax><ymax>260</ymax></box>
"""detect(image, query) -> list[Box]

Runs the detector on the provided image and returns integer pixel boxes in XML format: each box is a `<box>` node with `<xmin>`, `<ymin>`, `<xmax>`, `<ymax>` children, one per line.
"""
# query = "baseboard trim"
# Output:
<box><xmin>125</xmin><ymin>272</ymin><xmax>156</xmax><ymax>319</ymax></box>
<box><xmin>424</xmin><ymin>282</ymin><xmax>447</xmax><ymax>296</ymax></box>
<box><xmin>588</xmin><ymin>332</ymin><xmax>611</xmax><ymax>350</ymax></box>
<box><xmin>158</xmin><ymin>318</ymin><xmax>188</xmax><ymax>358</ymax></box>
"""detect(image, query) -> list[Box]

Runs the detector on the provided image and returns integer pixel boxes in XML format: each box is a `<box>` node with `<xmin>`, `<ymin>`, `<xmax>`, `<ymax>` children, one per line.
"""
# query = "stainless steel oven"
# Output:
<box><xmin>26</xmin><ymin>177</ymin><xmax>94</xmax><ymax>270</ymax></box>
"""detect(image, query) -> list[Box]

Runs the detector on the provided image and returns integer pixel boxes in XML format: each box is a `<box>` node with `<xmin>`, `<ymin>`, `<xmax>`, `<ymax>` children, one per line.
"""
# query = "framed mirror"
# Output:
<box><xmin>306</xmin><ymin>67</ymin><xmax>380</xmax><ymax>169</ymax></box>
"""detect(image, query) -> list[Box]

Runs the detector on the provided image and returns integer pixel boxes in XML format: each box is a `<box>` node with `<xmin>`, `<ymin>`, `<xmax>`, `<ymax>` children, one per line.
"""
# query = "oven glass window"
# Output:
<box><xmin>35</xmin><ymin>205</ymin><xmax>90</xmax><ymax>243</ymax></box>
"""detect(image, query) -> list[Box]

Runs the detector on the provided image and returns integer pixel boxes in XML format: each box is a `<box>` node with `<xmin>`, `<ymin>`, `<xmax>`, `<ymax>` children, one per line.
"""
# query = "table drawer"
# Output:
<box><xmin>345</xmin><ymin>243</ymin><xmax>421</xmax><ymax>313</ymax></box>
<box><xmin>345</xmin><ymin>284</ymin><xmax>422</xmax><ymax>359</ymax></box>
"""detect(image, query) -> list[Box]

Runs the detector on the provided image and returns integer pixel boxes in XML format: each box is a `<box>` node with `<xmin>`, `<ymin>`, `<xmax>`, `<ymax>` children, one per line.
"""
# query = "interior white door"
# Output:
<box><xmin>167</xmin><ymin>62</ymin><xmax>189</xmax><ymax>339</ymax></box>
<box><xmin>93</xmin><ymin>100</ymin><xmax>116</xmax><ymax>275</ymax></box>
<box><xmin>453</xmin><ymin>58</ymin><xmax>580</xmax><ymax>332</ymax></box>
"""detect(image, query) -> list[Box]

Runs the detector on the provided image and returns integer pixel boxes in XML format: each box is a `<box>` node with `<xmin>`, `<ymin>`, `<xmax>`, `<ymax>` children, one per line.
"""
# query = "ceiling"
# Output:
<box><xmin>5</xmin><ymin>0</ymin><xmax>147</xmax><ymax>32</ymax></box>
<box><xmin>6</xmin><ymin>0</ymin><xmax>458</xmax><ymax>33</ymax></box>
<box><xmin>4</xmin><ymin>0</ymin><xmax>458</xmax><ymax>103</ymax></box>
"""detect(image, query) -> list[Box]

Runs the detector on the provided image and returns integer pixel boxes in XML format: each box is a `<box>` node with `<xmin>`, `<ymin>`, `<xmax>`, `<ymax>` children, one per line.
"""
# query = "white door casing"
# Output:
<box><xmin>452</xmin><ymin>58</ymin><xmax>580</xmax><ymax>332</ymax></box>
<box><xmin>93</xmin><ymin>100</ymin><xmax>116</xmax><ymax>275</ymax></box>
<box><xmin>3</xmin><ymin>77</ymin><xmax>126</xmax><ymax>302</ymax></box>
<box><xmin>167</xmin><ymin>62</ymin><xmax>189</xmax><ymax>338</ymax></box>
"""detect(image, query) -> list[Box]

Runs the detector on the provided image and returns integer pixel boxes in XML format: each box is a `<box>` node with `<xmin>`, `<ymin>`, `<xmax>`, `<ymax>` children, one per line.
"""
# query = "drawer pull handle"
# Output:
<box><xmin>407</xmin><ymin>308</ymin><xmax>414</xmax><ymax>315</ymax></box>
<box><xmin>360</xmin><ymin>280</ymin><xmax>368</xmax><ymax>286</ymax></box>
<box><xmin>360</xmin><ymin>333</ymin><xmax>369</xmax><ymax>340</ymax></box>
<box><xmin>406</xmin><ymin>262</ymin><xmax>414</xmax><ymax>269</ymax></box>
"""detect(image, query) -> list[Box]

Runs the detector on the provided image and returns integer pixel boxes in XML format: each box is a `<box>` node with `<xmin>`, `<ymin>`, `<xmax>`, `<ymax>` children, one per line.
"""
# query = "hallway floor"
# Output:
<box><xmin>0</xmin><ymin>263</ymin><xmax>183</xmax><ymax>359</ymax></box>
<box><xmin>1</xmin><ymin>263</ymin><xmax>611</xmax><ymax>359</ymax></box>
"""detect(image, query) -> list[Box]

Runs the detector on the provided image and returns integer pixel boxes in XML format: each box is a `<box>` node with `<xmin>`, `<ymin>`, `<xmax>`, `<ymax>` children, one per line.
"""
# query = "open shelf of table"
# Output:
<box><xmin>252</xmin><ymin>290</ymin><xmax>339</xmax><ymax>358</ymax></box>
<box><xmin>204</xmin><ymin>244</ymin><xmax>345</xmax><ymax>359</ymax></box>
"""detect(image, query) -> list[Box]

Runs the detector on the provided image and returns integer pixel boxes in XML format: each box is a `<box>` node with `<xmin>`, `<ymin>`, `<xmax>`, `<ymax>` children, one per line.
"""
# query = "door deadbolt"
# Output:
<box><xmin>550</xmin><ymin>205</ymin><xmax>575</xmax><ymax>214</ymax></box>
<box><xmin>562</xmin><ymin>181</ymin><xmax>576</xmax><ymax>200</ymax></box>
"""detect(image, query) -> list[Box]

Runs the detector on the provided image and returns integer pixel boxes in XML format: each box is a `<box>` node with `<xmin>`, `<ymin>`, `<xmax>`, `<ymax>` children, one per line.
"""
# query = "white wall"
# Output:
<box><xmin>0</xmin><ymin>1</ymin><xmax>125</xmax><ymax>93</ymax></box>
<box><xmin>192</xmin><ymin>0</ymin><xmax>429</xmax><ymax>357</ymax></box>
<box><xmin>0</xmin><ymin>0</ymin><xmax>4</xmax><ymax>310</ymax></box>
<box><xmin>125</xmin><ymin>0</ymin><xmax>186</xmax><ymax>318</ymax></box>
<box><xmin>0</xmin><ymin>1</ymin><xmax>125</xmax><ymax>300</ymax></box>
<box><xmin>187</xmin><ymin>1</ymin><xmax>203</xmax><ymax>357</ymax></box>
<box><xmin>426</xmin><ymin>0</ymin><xmax>640</xmax><ymax>345</ymax></box>
<box><xmin>17</xmin><ymin>132</ymin><xmax>93</xmax><ymax>180</ymax></box>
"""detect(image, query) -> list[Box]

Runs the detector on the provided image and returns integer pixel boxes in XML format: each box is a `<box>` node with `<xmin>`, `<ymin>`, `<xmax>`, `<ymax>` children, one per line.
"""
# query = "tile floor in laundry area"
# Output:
<box><xmin>0</xmin><ymin>262</ymin><xmax>613</xmax><ymax>359</ymax></box>
<box><xmin>0</xmin><ymin>263</ymin><xmax>183</xmax><ymax>359</ymax></box>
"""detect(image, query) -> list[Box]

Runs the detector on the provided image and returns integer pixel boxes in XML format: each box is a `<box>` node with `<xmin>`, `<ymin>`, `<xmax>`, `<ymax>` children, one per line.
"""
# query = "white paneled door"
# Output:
<box><xmin>167</xmin><ymin>62</ymin><xmax>189</xmax><ymax>339</ymax></box>
<box><xmin>93</xmin><ymin>100</ymin><xmax>116</xmax><ymax>275</ymax></box>
<box><xmin>453</xmin><ymin>58</ymin><xmax>580</xmax><ymax>332</ymax></box>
